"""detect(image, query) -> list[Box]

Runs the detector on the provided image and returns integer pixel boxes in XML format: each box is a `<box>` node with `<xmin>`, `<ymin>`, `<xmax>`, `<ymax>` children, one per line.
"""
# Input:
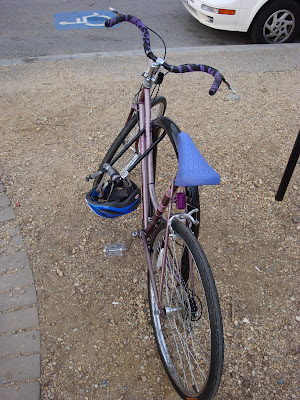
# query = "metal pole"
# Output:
<box><xmin>275</xmin><ymin>130</ymin><xmax>300</xmax><ymax>201</ymax></box>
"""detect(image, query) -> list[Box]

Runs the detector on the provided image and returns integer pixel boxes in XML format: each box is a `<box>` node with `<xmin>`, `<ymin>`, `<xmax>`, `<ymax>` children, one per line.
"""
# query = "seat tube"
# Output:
<box><xmin>138</xmin><ymin>90</ymin><xmax>149</xmax><ymax>229</ymax></box>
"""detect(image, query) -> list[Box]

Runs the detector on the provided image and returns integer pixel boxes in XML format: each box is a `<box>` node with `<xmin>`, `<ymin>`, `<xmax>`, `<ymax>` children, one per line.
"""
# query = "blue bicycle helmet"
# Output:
<box><xmin>85</xmin><ymin>178</ymin><xmax>141</xmax><ymax>218</ymax></box>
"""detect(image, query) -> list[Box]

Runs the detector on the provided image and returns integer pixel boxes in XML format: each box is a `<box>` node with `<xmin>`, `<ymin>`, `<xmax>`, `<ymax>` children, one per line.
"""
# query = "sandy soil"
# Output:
<box><xmin>0</xmin><ymin>53</ymin><xmax>299</xmax><ymax>399</ymax></box>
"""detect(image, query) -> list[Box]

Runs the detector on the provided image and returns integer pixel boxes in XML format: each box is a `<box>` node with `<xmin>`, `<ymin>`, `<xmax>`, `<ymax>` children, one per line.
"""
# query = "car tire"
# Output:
<box><xmin>249</xmin><ymin>0</ymin><xmax>300</xmax><ymax>43</ymax></box>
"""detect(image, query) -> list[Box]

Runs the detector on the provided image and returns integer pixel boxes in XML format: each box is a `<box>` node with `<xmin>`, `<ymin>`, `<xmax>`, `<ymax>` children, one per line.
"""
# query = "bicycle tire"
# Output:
<box><xmin>148</xmin><ymin>220</ymin><xmax>224</xmax><ymax>400</ymax></box>
<box><xmin>92</xmin><ymin>100</ymin><xmax>200</xmax><ymax>236</ymax></box>
<box><xmin>151</xmin><ymin>117</ymin><xmax>200</xmax><ymax>237</ymax></box>
<box><xmin>93</xmin><ymin>96</ymin><xmax>167</xmax><ymax>187</ymax></box>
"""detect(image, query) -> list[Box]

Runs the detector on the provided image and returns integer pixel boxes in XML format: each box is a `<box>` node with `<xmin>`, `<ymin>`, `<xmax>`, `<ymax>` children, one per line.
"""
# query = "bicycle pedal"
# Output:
<box><xmin>103</xmin><ymin>243</ymin><xmax>127</xmax><ymax>257</ymax></box>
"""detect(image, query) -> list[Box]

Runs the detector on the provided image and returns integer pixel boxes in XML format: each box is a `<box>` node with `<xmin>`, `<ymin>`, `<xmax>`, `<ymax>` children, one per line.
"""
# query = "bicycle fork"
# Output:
<box><xmin>104</xmin><ymin>180</ymin><xmax>199</xmax><ymax>317</ymax></box>
<box><xmin>144</xmin><ymin>181</ymin><xmax>199</xmax><ymax>315</ymax></box>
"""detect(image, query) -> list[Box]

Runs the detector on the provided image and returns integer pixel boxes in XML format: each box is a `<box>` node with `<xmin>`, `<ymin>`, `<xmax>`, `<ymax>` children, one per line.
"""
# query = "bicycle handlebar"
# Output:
<box><xmin>106</xmin><ymin>14</ymin><xmax>152</xmax><ymax>56</ymax></box>
<box><xmin>105</xmin><ymin>14</ymin><xmax>223</xmax><ymax>96</ymax></box>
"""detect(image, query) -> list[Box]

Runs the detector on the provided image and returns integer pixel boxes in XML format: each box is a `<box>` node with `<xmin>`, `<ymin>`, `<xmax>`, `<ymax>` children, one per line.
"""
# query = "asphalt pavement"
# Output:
<box><xmin>0</xmin><ymin>0</ymin><xmax>252</xmax><ymax>60</ymax></box>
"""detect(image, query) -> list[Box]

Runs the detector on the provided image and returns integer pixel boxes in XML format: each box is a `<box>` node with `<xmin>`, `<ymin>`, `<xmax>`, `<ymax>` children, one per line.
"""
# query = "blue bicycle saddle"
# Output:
<box><xmin>175</xmin><ymin>132</ymin><xmax>220</xmax><ymax>187</ymax></box>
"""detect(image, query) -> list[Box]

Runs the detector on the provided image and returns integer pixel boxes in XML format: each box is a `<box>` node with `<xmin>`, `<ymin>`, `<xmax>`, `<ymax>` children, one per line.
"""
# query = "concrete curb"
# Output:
<box><xmin>0</xmin><ymin>180</ymin><xmax>40</xmax><ymax>400</ymax></box>
<box><xmin>0</xmin><ymin>42</ymin><xmax>299</xmax><ymax>66</ymax></box>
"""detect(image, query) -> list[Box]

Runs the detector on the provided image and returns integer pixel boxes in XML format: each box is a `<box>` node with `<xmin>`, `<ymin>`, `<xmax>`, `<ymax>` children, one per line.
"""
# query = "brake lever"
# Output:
<box><xmin>222</xmin><ymin>77</ymin><xmax>236</xmax><ymax>93</ymax></box>
<box><xmin>108</xmin><ymin>7</ymin><xmax>121</xmax><ymax>15</ymax></box>
<box><xmin>222</xmin><ymin>77</ymin><xmax>240</xmax><ymax>100</ymax></box>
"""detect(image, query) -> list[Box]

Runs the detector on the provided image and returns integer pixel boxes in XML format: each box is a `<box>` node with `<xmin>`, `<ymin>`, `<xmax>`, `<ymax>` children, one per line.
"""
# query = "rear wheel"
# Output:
<box><xmin>93</xmin><ymin>96</ymin><xmax>167</xmax><ymax>187</ymax></box>
<box><xmin>151</xmin><ymin>117</ymin><xmax>200</xmax><ymax>237</ymax></box>
<box><xmin>93</xmin><ymin>103</ymin><xmax>200</xmax><ymax>236</ymax></box>
<box><xmin>149</xmin><ymin>220</ymin><xmax>224</xmax><ymax>399</ymax></box>
<box><xmin>249</xmin><ymin>0</ymin><xmax>300</xmax><ymax>43</ymax></box>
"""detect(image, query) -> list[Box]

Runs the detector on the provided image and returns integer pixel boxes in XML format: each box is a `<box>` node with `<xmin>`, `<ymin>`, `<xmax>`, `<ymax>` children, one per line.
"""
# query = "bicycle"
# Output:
<box><xmin>85</xmin><ymin>8</ymin><xmax>237</xmax><ymax>400</ymax></box>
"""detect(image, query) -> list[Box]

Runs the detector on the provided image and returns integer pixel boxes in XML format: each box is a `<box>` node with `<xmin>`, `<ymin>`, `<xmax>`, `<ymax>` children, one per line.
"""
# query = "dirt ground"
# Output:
<box><xmin>0</xmin><ymin>52</ymin><xmax>299</xmax><ymax>400</ymax></box>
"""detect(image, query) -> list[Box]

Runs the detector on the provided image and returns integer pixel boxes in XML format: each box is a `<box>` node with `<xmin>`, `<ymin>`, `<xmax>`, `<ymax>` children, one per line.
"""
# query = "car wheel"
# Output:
<box><xmin>249</xmin><ymin>0</ymin><xmax>300</xmax><ymax>43</ymax></box>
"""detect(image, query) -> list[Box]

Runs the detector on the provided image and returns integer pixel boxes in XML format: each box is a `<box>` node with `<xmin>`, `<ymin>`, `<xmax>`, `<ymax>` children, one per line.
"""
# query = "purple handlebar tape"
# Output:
<box><xmin>105</xmin><ymin>14</ymin><xmax>151</xmax><ymax>54</ymax></box>
<box><xmin>105</xmin><ymin>14</ymin><xmax>223</xmax><ymax>95</ymax></box>
<box><xmin>172</xmin><ymin>64</ymin><xmax>223</xmax><ymax>95</ymax></box>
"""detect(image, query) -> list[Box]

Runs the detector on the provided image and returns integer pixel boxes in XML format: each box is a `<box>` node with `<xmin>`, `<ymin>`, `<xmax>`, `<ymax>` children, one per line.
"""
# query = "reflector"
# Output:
<box><xmin>219</xmin><ymin>9</ymin><xmax>236</xmax><ymax>15</ymax></box>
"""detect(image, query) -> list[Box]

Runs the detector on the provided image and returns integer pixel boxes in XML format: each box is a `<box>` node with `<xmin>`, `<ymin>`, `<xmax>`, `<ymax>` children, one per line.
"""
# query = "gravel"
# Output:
<box><xmin>0</xmin><ymin>53</ymin><xmax>299</xmax><ymax>399</ymax></box>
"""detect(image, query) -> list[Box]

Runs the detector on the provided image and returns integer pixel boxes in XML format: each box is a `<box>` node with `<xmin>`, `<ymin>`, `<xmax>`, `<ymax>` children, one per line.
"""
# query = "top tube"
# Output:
<box><xmin>105</xmin><ymin>12</ymin><xmax>224</xmax><ymax>96</ymax></box>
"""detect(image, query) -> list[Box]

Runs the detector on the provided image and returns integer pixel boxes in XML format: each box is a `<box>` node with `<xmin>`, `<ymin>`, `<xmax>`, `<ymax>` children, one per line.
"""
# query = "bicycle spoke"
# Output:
<box><xmin>148</xmin><ymin>221</ymin><xmax>222</xmax><ymax>398</ymax></box>
<box><xmin>165</xmin><ymin>253</ymin><xmax>210</xmax><ymax>387</ymax></box>
<box><xmin>168</xmin><ymin>316</ymin><xmax>200</xmax><ymax>390</ymax></box>
<box><xmin>169</xmin><ymin>313</ymin><xmax>208</xmax><ymax>385</ymax></box>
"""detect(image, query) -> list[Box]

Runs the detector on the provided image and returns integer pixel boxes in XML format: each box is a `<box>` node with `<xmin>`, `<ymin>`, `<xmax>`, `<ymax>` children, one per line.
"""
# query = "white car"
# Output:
<box><xmin>182</xmin><ymin>0</ymin><xmax>300</xmax><ymax>43</ymax></box>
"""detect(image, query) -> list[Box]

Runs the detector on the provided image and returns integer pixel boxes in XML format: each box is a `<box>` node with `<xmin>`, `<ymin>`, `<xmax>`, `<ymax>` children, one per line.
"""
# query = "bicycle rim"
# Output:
<box><xmin>114</xmin><ymin>98</ymin><xmax>166</xmax><ymax>177</ymax></box>
<box><xmin>151</xmin><ymin>117</ymin><xmax>200</xmax><ymax>237</ymax></box>
<box><xmin>94</xmin><ymin>96</ymin><xmax>166</xmax><ymax>187</ymax></box>
<box><xmin>149</xmin><ymin>221</ymin><xmax>223</xmax><ymax>399</ymax></box>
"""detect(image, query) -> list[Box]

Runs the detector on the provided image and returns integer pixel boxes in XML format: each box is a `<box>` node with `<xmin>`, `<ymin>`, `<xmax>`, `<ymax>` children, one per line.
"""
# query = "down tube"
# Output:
<box><xmin>144</xmin><ymin>88</ymin><xmax>159</xmax><ymax>214</ymax></box>
<box><xmin>138</xmin><ymin>91</ymin><xmax>149</xmax><ymax>230</ymax></box>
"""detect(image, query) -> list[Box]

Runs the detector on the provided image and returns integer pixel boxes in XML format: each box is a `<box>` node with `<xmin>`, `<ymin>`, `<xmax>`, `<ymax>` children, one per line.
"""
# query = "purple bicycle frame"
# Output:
<box><xmin>128</xmin><ymin>86</ymin><xmax>186</xmax><ymax>314</ymax></box>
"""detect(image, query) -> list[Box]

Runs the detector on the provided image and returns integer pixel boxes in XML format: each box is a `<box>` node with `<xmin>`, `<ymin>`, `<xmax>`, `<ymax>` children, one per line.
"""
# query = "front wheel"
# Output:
<box><xmin>249</xmin><ymin>0</ymin><xmax>300</xmax><ymax>43</ymax></box>
<box><xmin>148</xmin><ymin>221</ymin><xmax>224</xmax><ymax>400</ymax></box>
